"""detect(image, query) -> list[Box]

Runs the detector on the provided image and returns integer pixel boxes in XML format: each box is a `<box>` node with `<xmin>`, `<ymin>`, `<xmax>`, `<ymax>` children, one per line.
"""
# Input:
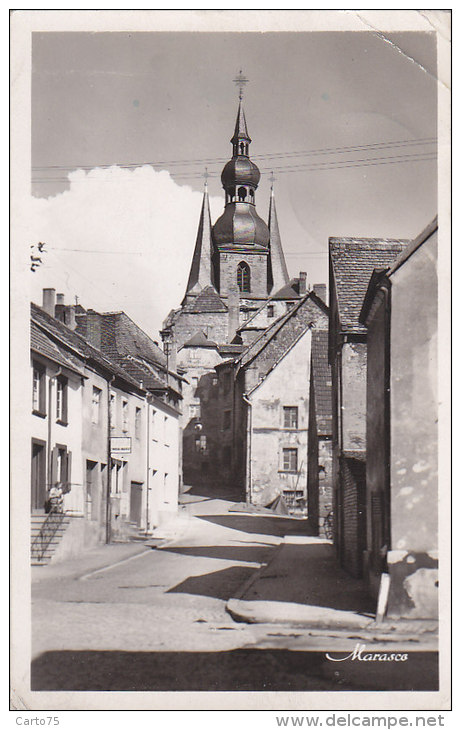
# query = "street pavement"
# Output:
<box><xmin>31</xmin><ymin>490</ymin><xmax>439</xmax><ymax>693</ymax></box>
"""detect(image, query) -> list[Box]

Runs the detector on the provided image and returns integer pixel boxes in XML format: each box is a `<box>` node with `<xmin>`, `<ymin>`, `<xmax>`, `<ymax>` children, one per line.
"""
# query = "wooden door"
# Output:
<box><xmin>31</xmin><ymin>439</ymin><xmax>46</xmax><ymax>512</ymax></box>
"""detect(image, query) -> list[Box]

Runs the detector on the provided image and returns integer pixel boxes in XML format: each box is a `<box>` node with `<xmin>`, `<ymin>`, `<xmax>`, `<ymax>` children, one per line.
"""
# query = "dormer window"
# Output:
<box><xmin>237</xmin><ymin>261</ymin><xmax>251</xmax><ymax>293</ymax></box>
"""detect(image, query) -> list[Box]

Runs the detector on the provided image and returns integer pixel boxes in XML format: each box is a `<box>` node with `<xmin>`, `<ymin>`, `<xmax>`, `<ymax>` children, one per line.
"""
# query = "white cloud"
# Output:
<box><xmin>28</xmin><ymin>166</ymin><xmax>223</xmax><ymax>338</ymax></box>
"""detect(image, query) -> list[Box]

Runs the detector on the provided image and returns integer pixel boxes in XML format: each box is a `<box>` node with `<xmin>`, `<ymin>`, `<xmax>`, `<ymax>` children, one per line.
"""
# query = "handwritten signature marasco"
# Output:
<box><xmin>326</xmin><ymin>643</ymin><xmax>408</xmax><ymax>662</ymax></box>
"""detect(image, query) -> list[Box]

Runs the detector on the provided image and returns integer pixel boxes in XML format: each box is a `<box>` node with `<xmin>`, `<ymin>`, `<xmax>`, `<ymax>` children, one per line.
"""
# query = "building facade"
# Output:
<box><xmin>216</xmin><ymin>292</ymin><xmax>328</xmax><ymax>509</ymax></box>
<box><xmin>359</xmin><ymin>219</ymin><xmax>438</xmax><ymax>618</ymax></box>
<box><xmin>328</xmin><ymin>238</ymin><xmax>407</xmax><ymax>577</ymax></box>
<box><xmin>306</xmin><ymin>329</ymin><xmax>333</xmax><ymax>537</ymax></box>
<box><xmin>31</xmin><ymin>290</ymin><xmax>180</xmax><ymax>563</ymax></box>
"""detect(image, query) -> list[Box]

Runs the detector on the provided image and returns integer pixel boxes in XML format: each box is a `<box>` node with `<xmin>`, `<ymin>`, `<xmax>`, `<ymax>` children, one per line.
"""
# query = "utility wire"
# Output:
<box><xmin>31</xmin><ymin>136</ymin><xmax>437</xmax><ymax>172</ymax></box>
<box><xmin>32</xmin><ymin>150</ymin><xmax>436</xmax><ymax>183</ymax></box>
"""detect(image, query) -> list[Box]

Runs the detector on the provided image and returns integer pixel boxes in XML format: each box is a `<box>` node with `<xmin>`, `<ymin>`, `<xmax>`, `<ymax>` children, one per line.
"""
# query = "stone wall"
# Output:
<box><xmin>219</xmin><ymin>251</ymin><xmax>269</xmax><ymax>298</ymax></box>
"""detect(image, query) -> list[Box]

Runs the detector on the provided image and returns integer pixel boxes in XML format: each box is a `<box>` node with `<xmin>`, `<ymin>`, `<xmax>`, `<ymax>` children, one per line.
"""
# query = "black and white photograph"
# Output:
<box><xmin>10</xmin><ymin>9</ymin><xmax>451</xmax><ymax>714</ymax></box>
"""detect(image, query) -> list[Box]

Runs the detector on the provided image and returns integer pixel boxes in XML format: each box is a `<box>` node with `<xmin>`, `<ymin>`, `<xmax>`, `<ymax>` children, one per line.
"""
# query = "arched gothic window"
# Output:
<box><xmin>237</xmin><ymin>261</ymin><xmax>251</xmax><ymax>293</ymax></box>
<box><xmin>238</xmin><ymin>186</ymin><xmax>247</xmax><ymax>202</ymax></box>
<box><xmin>240</xmin><ymin>142</ymin><xmax>245</xmax><ymax>155</ymax></box>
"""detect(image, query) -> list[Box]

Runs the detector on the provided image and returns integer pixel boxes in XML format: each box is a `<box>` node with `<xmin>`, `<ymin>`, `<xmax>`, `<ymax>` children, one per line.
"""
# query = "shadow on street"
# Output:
<box><xmin>31</xmin><ymin>648</ymin><xmax>439</xmax><ymax>692</ymax></box>
<box><xmin>197</xmin><ymin>513</ymin><xmax>313</xmax><ymax>537</ymax></box>
<box><xmin>166</xmin><ymin>565</ymin><xmax>257</xmax><ymax>601</ymax></box>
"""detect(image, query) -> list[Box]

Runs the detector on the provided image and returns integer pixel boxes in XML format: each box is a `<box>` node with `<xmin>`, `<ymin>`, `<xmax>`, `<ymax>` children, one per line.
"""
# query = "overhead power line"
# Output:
<box><xmin>32</xmin><ymin>149</ymin><xmax>437</xmax><ymax>184</ymax></box>
<box><xmin>31</xmin><ymin>136</ymin><xmax>437</xmax><ymax>173</ymax></box>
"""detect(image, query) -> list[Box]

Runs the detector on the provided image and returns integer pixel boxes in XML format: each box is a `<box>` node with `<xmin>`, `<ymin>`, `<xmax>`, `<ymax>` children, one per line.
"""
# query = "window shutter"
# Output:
<box><xmin>64</xmin><ymin>450</ymin><xmax>72</xmax><ymax>494</ymax></box>
<box><xmin>63</xmin><ymin>379</ymin><xmax>68</xmax><ymax>423</ymax></box>
<box><xmin>39</xmin><ymin>367</ymin><xmax>46</xmax><ymax>413</ymax></box>
<box><xmin>50</xmin><ymin>447</ymin><xmax>58</xmax><ymax>486</ymax></box>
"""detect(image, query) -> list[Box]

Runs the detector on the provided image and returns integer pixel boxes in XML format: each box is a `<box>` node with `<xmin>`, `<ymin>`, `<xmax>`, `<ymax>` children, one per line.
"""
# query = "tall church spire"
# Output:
<box><xmin>268</xmin><ymin>182</ymin><xmax>290</xmax><ymax>294</ymax></box>
<box><xmin>184</xmin><ymin>181</ymin><xmax>215</xmax><ymax>299</ymax></box>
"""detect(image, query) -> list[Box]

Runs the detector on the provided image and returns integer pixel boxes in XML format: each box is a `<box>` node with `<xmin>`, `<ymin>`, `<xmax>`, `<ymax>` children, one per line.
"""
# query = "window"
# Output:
<box><xmin>223</xmin><ymin>410</ymin><xmax>231</xmax><ymax>430</ymax></box>
<box><xmin>242</xmin><ymin>309</ymin><xmax>250</xmax><ymax>321</ymax></box>
<box><xmin>195</xmin><ymin>434</ymin><xmax>207</xmax><ymax>453</ymax></box>
<box><xmin>51</xmin><ymin>445</ymin><xmax>71</xmax><ymax>490</ymax></box>
<box><xmin>122</xmin><ymin>399</ymin><xmax>129</xmax><ymax>433</ymax></box>
<box><xmin>282</xmin><ymin>448</ymin><xmax>298</xmax><ymax>473</ymax></box>
<box><xmin>110</xmin><ymin>392</ymin><xmax>116</xmax><ymax>431</ymax></box>
<box><xmin>32</xmin><ymin>361</ymin><xmax>46</xmax><ymax>415</ymax></box>
<box><xmin>267</xmin><ymin>304</ymin><xmax>275</xmax><ymax>319</ymax></box>
<box><xmin>283</xmin><ymin>406</ymin><xmax>298</xmax><ymax>429</ymax></box>
<box><xmin>135</xmin><ymin>407</ymin><xmax>142</xmax><ymax>439</ymax></box>
<box><xmin>56</xmin><ymin>376</ymin><xmax>68</xmax><ymax>424</ymax></box>
<box><xmin>286</xmin><ymin>301</ymin><xmax>295</xmax><ymax>311</ymax></box>
<box><xmin>189</xmin><ymin>404</ymin><xmax>201</xmax><ymax>419</ymax></box>
<box><xmin>92</xmin><ymin>386</ymin><xmax>102</xmax><ymax>424</ymax></box>
<box><xmin>237</xmin><ymin>261</ymin><xmax>251</xmax><ymax>293</ymax></box>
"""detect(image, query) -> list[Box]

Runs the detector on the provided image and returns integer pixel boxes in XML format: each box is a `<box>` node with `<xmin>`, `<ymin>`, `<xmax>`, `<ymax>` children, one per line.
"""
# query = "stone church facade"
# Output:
<box><xmin>162</xmin><ymin>97</ymin><xmax>321</xmax><ymax>495</ymax></box>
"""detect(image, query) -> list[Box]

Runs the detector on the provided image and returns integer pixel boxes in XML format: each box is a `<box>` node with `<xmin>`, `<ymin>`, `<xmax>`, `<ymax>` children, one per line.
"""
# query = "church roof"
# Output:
<box><xmin>231</xmin><ymin>100</ymin><xmax>251</xmax><ymax>143</ymax></box>
<box><xmin>181</xmin><ymin>331</ymin><xmax>218</xmax><ymax>349</ymax></box>
<box><xmin>185</xmin><ymin>187</ymin><xmax>215</xmax><ymax>296</ymax></box>
<box><xmin>329</xmin><ymin>237</ymin><xmax>408</xmax><ymax>334</ymax></box>
<box><xmin>268</xmin><ymin>190</ymin><xmax>290</xmax><ymax>294</ymax></box>
<box><xmin>182</xmin><ymin>285</ymin><xmax>228</xmax><ymax>314</ymax></box>
<box><xmin>271</xmin><ymin>280</ymin><xmax>301</xmax><ymax>300</ymax></box>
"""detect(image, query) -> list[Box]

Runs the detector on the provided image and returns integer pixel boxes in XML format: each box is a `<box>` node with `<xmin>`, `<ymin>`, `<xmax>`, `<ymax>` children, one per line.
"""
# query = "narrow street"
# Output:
<box><xmin>31</xmin><ymin>491</ymin><xmax>438</xmax><ymax>693</ymax></box>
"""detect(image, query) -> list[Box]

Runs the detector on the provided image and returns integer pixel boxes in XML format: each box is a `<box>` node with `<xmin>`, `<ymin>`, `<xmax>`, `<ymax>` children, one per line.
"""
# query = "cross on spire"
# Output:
<box><xmin>233</xmin><ymin>70</ymin><xmax>249</xmax><ymax>101</ymax></box>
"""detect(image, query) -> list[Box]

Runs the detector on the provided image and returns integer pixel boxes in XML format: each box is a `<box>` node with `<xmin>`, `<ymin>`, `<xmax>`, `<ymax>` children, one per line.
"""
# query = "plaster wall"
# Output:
<box><xmin>386</xmin><ymin>234</ymin><xmax>438</xmax><ymax>618</ymax></box>
<box><xmin>248</xmin><ymin>329</ymin><xmax>311</xmax><ymax>506</ymax></box>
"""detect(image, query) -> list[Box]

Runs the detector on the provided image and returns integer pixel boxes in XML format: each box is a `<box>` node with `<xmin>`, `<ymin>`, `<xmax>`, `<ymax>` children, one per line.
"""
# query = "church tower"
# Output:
<box><xmin>212</xmin><ymin>98</ymin><xmax>272</xmax><ymax>301</ymax></box>
<box><xmin>167</xmin><ymin>78</ymin><xmax>291</xmax><ymax>352</ymax></box>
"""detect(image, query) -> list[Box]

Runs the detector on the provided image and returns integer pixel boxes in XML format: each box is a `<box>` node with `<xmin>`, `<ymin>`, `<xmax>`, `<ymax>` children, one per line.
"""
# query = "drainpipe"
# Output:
<box><xmin>145</xmin><ymin>396</ymin><xmax>150</xmax><ymax>534</ymax></box>
<box><xmin>106</xmin><ymin>375</ymin><xmax>115</xmax><ymax>544</ymax></box>
<box><xmin>47</xmin><ymin>367</ymin><xmax>63</xmax><ymax>492</ymax></box>
<box><xmin>242</xmin><ymin>393</ymin><xmax>252</xmax><ymax>504</ymax></box>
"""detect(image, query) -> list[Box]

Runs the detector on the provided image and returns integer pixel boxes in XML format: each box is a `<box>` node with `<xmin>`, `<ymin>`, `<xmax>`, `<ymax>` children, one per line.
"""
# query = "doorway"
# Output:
<box><xmin>31</xmin><ymin>439</ymin><xmax>46</xmax><ymax>512</ymax></box>
<box><xmin>130</xmin><ymin>482</ymin><xmax>143</xmax><ymax>526</ymax></box>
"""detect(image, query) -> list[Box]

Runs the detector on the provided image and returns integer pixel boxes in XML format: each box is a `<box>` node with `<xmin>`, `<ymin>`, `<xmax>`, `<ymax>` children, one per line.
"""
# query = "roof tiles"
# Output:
<box><xmin>329</xmin><ymin>238</ymin><xmax>407</xmax><ymax>333</ymax></box>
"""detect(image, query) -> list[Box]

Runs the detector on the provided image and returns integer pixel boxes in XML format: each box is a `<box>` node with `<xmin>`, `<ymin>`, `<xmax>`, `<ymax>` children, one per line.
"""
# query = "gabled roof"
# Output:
<box><xmin>182</xmin><ymin>285</ymin><xmax>228</xmax><ymax>314</ymax></box>
<box><xmin>236</xmin><ymin>293</ymin><xmax>328</xmax><ymax>394</ymax></box>
<box><xmin>311</xmin><ymin>330</ymin><xmax>332</xmax><ymax>436</ymax></box>
<box><xmin>181</xmin><ymin>331</ymin><xmax>218</xmax><ymax>350</ymax></box>
<box><xmin>31</xmin><ymin>303</ymin><xmax>144</xmax><ymax>392</ymax></box>
<box><xmin>329</xmin><ymin>237</ymin><xmax>408</xmax><ymax>334</ymax></box>
<box><xmin>31</xmin><ymin>320</ymin><xmax>86</xmax><ymax>377</ymax></box>
<box><xmin>117</xmin><ymin>355</ymin><xmax>166</xmax><ymax>391</ymax></box>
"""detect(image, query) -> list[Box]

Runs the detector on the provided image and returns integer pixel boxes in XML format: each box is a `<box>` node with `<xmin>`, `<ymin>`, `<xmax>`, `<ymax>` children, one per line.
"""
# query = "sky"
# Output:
<box><xmin>30</xmin><ymin>28</ymin><xmax>438</xmax><ymax>339</ymax></box>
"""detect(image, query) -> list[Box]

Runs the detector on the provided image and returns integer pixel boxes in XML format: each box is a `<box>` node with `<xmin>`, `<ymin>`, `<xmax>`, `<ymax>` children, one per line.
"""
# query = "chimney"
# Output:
<box><xmin>65</xmin><ymin>305</ymin><xmax>77</xmax><ymax>330</ymax></box>
<box><xmin>299</xmin><ymin>271</ymin><xmax>307</xmax><ymax>296</ymax></box>
<box><xmin>42</xmin><ymin>288</ymin><xmax>56</xmax><ymax>317</ymax></box>
<box><xmin>313</xmin><ymin>283</ymin><xmax>327</xmax><ymax>303</ymax></box>
<box><xmin>227</xmin><ymin>285</ymin><xmax>240</xmax><ymax>343</ymax></box>
<box><xmin>54</xmin><ymin>293</ymin><xmax>66</xmax><ymax>322</ymax></box>
<box><xmin>85</xmin><ymin>311</ymin><xmax>102</xmax><ymax>350</ymax></box>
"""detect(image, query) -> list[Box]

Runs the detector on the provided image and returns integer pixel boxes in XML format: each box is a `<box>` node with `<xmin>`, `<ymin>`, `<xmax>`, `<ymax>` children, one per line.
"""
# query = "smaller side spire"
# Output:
<box><xmin>267</xmin><ymin>185</ymin><xmax>290</xmax><ymax>294</ymax></box>
<box><xmin>184</xmin><ymin>184</ymin><xmax>215</xmax><ymax>299</ymax></box>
